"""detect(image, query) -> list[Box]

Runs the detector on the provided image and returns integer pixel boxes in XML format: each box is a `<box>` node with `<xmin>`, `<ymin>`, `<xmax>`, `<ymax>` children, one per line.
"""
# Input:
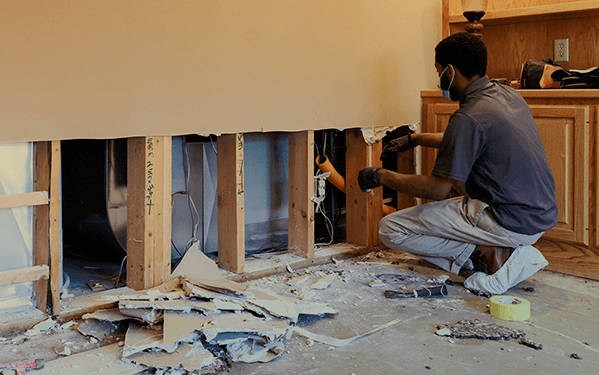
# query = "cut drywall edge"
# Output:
<box><xmin>119</xmin><ymin>299</ymin><xmax>218</xmax><ymax>314</ymax></box>
<box><xmin>226</xmin><ymin>338</ymin><xmax>285</xmax><ymax>363</ymax></box>
<box><xmin>123</xmin><ymin>322</ymin><xmax>177</xmax><ymax>357</ymax></box>
<box><xmin>82</xmin><ymin>308</ymin><xmax>131</xmax><ymax>322</ymax></box>
<box><xmin>124</xmin><ymin>341</ymin><xmax>217</xmax><ymax>371</ymax></box>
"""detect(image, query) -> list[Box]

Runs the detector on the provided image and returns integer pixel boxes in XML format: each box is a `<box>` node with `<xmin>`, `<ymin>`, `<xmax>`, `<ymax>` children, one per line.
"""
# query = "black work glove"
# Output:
<box><xmin>380</xmin><ymin>134</ymin><xmax>416</xmax><ymax>161</ymax></box>
<box><xmin>358</xmin><ymin>167</ymin><xmax>381</xmax><ymax>192</ymax></box>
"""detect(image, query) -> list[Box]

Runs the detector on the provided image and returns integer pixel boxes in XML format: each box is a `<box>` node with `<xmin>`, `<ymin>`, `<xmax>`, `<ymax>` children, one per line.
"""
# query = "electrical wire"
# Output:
<box><xmin>115</xmin><ymin>255</ymin><xmax>127</xmax><ymax>288</ymax></box>
<box><xmin>171</xmin><ymin>239</ymin><xmax>182</xmax><ymax>258</ymax></box>
<box><xmin>182</xmin><ymin>139</ymin><xmax>200</xmax><ymax>247</ymax></box>
<box><xmin>209</xmin><ymin>135</ymin><xmax>218</xmax><ymax>155</ymax></box>
<box><xmin>314</xmin><ymin>201</ymin><xmax>335</xmax><ymax>247</ymax></box>
<box><xmin>313</xmin><ymin>169</ymin><xmax>334</xmax><ymax>247</ymax></box>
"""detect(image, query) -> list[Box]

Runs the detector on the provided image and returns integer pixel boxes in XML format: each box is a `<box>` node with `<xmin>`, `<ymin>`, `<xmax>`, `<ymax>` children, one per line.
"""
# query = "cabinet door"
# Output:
<box><xmin>531</xmin><ymin>105</ymin><xmax>589</xmax><ymax>246</ymax></box>
<box><xmin>421</xmin><ymin>102</ymin><xmax>458</xmax><ymax>176</ymax></box>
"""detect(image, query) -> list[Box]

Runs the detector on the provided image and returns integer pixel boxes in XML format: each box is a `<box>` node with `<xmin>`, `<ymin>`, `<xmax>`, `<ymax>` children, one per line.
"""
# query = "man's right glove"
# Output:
<box><xmin>380</xmin><ymin>134</ymin><xmax>416</xmax><ymax>161</ymax></box>
<box><xmin>358</xmin><ymin>167</ymin><xmax>381</xmax><ymax>192</ymax></box>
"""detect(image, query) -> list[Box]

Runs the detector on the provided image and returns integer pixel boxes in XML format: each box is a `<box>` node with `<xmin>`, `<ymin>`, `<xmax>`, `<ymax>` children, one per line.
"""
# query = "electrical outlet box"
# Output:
<box><xmin>554</xmin><ymin>39</ymin><xmax>569</xmax><ymax>62</ymax></box>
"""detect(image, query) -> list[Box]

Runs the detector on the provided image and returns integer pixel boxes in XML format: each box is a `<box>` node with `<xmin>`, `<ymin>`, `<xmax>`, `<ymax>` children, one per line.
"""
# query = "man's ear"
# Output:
<box><xmin>449</xmin><ymin>64</ymin><xmax>461</xmax><ymax>79</ymax></box>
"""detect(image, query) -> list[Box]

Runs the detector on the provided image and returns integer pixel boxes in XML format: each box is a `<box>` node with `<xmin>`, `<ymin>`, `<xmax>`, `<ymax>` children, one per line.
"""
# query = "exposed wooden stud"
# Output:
<box><xmin>49</xmin><ymin>140</ymin><xmax>61</xmax><ymax>315</ymax></box>
<box><xmin>288</xmin><ymin>131</ymin><xmax>315</xmax><ymax>258</ymax></box>
<box><xmin>217</xmin><ymin>133</ymin><xmax>245</xmax><ymax>273</ymax></box>
<box><xmin>127</xmin><ymin>137</ymin><xmax>172</xmax><ymax>290</ymax></box>
<box><xmin>396</xmin><ymin>148</ymin><xmax>417</xmax><ymax>211</ymax></box>
<box><xmin>152</xmin><ymin>136</ymin><xmax>172</xmax><ymax>286</ymax></box>
<box><xmin>0</xmin><ymin>265</ymin><xmax>49</xmax><ymax>287</ymax></box>
<box><xmin>35</xmin><ymin>142</ymin><xmax>51</xmax><ymax>312</ymax></box>
<box><xmin>345</xmin><ymin>129</ymin><xmax>383</xmax><ymax>247</ymax></box>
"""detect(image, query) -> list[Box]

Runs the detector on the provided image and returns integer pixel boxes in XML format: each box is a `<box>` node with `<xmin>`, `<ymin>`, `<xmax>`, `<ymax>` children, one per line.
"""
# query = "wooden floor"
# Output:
<box><xmin>537</xmin><ymin>238</ymin><xmax>599</xmax><ymax>281</ymax></box>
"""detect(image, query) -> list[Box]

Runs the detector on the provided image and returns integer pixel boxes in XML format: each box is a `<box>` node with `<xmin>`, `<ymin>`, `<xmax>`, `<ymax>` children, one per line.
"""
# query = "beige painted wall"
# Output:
<box><xmin>1</xmin><ymin>0</ymin><xmax>441</xmax><ymax>142</ymax></box>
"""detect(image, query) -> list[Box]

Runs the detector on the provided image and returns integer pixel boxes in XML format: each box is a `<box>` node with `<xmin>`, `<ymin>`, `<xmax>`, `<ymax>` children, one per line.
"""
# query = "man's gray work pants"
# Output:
<box><xmin>378</xmin><ymin>196</ymin><xmax>543</xmax><ymax>275</ymax></box>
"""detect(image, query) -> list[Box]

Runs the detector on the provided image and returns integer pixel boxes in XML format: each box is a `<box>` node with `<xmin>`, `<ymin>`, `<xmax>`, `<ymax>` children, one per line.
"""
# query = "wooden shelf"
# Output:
<box><xmin>448</xmin><ymin>0</ymin><xmax>599</xmax><ymax>25</ymax></box>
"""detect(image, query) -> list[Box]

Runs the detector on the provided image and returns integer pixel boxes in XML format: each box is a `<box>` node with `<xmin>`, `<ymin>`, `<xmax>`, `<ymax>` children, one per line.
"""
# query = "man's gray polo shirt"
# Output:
<box><xmin>433</xmin><ymin>76</ymin><xmax>558</xmax><ymax>235</ymax></box>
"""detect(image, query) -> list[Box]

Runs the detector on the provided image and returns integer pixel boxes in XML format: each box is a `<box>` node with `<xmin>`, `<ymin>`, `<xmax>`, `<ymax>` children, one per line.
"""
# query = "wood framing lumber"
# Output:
<box><xmin>345</xmin><ymin>129</ymin><xmax>383</xmax><ymax>247</ymax></box>
<box><xmin>153</xmin><ymin>136</ymin><xmax>172</xmax><ymax>285</ymax></box>
<box><xmin>0</xmin><ymin>265</ymin><xmax>49</xmax><ymax>287</ymax></box>
<box><xmin>0</xmin><ymin>191</ymin><xmax>49</xmax><ymax>210</ymax></box>
<box><xmin>35</xmin><ymin>142</ymin><xmax>51</xmax><ymax>312</ymax></box>
<box><xmin>49</xmin><ymin>140</ymin><xmax>61</xmax><ymax>315</ymax></box>
<box><xmin>127</xmin><ymin>137</ymin><xmax>172</xmax><ymax>290</ymax></box>
<box><xmin>217</xmin><ymin>133</ymin><xmax>245</xmax><ymax>273</ymax></box>
<box><xmin>396</xmin><ymin>149</ymin><xmax>416</xmax><ymax>210</ymax></box>
<box><xmin>288</xmin><ymin>131</ymin><xmax>315</xmax><ymax>258</ymax></box>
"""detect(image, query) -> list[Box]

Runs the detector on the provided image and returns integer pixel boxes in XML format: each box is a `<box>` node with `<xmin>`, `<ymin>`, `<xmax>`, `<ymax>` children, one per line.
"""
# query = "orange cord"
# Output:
<box><xmin>315</xmin><ymin>155</ymin><xmax>396</xmax><ymax>215</ymax></box>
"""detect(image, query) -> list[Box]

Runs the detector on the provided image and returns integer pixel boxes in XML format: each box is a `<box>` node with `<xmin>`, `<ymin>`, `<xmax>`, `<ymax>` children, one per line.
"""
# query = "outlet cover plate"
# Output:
<box><xmin>554</xmin><ymin>39</ymin><xmax>569</xmax><ymax>62</ymax></box>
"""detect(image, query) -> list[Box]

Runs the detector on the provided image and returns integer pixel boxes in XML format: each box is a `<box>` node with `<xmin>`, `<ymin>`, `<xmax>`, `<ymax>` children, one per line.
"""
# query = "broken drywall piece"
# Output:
<box><xmin>35</xmin><ymin>343</ymin><xmax>143</xmax><ymax>374</ymax></box>
<box><xmin>309</xmin><ymin>274</ymin><xmax>335</xmax><ymax>290</ymax></box>
<box><xmin>168</xmin><ymin>242</ymin><xmax>225</xmax><ymax>281</ymax></box>
<box><xmin>293</xmin><ymin>318</ymin><xmax>402</xmax><ymax>347</ymax></box>
<box><xmin>185</xmin><ymin>275</ymin><xmax>251</xmax><ymax>297</ymax></box>
<box><xmin>123</xmin><ymin>322</ymin><xmax>177</xmax><ymax>357</ymax></box>
<box><xmin>367</xmin><ymin>279</ymin><xmax>386</xmax><ymax>288</ymax></box>
<box><xmin>360</xmin><ymin>124</ymin><xmax>417</xmax><ymax>145</ymax></box>
<box><xmin>181</xmin><ymin>279</ymin><xmax>271</xmax><ymax>319</ymax></box>
<box><xmin>244</xmin><ymin>287</ymin><xmax>337</xmax><ymax>322</ymax></box>
<box><xmin>77</xmin><ymin>319</ymin><xmax>115</xmax><ymax>341</ymax></box>
<box><xmin>163</xmin><ymin>311</ymin><xmax>211</xmax><ymax>345</ymax></box>
<box><xmin>226</xmin><ymin>337</ymin><xmax>285</xmax><ymax>363</ymax></box>
<box><xmin>24</xmin><ymin>318</ymin><xmax>56</xmax><ymax>336</ymax></box>
<box><xmin>244</xmin><ymin>287</ymin><xmax>300</xmax><ymax>322</ymax></box>
<box><xmin>293</xmin><ymin>299</ymin><xmax>338</xmax><ymax>317</ymax></box>
<box><xmin>125</xmin><ymin>341</ymin><xmax>217</xmax><ymax>372</ymax></box>
<box><xmin>201</xmin><ymin>312</ymin><xmax>290</xmax><ymax>342</ymax></box>
<box><xmin>285</xmin><ymin>275</ymin><xmax>309</xmax><ymax>286</ymax></box>
<box><xmin>83</xmin><ymin>308</ymin><xmax>131</xmax><ymax>322</ymax></box>
<box><xmin>105</xmin><ymin>277</ymin><xmax>186</xmax><ymax>302</ymax></box>
<box><xmin>212</xmin><ymin>332</ymin><xmax>254</xmax><ymax>345</ymax></box>
<box><xmin>162</xmin><ymin>311</ymin><xmax>290</xmax><ymax>346</ymax></box>
<box><xmin>119</xmin><ymin>306</ymin><xmax>163</xmax><ymax>325</ymax></box>
<box><xmin>119</xmin><ymin>299</ymin><xmax>218</xmax><ymax>315</ymax></box>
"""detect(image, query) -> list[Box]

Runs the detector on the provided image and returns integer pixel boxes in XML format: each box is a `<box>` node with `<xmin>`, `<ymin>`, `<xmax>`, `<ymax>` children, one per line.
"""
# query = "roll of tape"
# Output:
<box><xmin>489</xmin><ymin>295</ymin><xmax>531</xmax><ymax>321</ymax></box>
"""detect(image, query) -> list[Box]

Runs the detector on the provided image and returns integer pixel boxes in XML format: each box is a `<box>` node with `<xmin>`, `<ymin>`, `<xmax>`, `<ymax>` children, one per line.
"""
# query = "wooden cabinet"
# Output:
<box><xmin>529</xmin><ymin>105</ymin><xmax>589</xmax><ymax>245</ymax></box>
<box><xmin>421</xmin><ymin>90</ymin><xmax>599</xmax><ymax>280</ymax></box>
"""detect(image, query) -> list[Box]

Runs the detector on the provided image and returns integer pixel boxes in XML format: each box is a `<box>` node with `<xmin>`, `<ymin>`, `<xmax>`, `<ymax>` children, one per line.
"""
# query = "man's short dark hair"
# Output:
<box><xmin>435</xmin><ymin>32</ymin><xmax>487</xmax><ymax>78</ymax></box>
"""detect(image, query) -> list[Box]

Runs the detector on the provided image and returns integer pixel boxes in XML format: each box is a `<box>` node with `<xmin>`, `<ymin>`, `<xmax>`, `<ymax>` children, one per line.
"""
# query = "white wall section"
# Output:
<box><xmin>0</xmin><ymin>143</ymin><xmax>34</xmax><ymax>310</ymax></box>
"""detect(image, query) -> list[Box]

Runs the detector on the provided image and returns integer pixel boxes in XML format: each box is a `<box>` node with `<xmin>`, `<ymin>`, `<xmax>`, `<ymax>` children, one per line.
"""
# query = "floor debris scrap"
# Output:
<box><xmin>435</xmin><ymin>319</ymin><xmax>525</xmax><ymax>340</ymax></box>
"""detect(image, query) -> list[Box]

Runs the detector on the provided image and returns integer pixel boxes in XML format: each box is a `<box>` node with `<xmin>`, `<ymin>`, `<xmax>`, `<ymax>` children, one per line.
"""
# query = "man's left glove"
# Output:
<box><xmin>380</xmin><ymin>134</ymin><xmax>415</xmax><ymax>161</ymax></box>
<box><xmin>358</xmin><ymin>167</ymin><xmax>381</xmax><ymax>192</ymax></box>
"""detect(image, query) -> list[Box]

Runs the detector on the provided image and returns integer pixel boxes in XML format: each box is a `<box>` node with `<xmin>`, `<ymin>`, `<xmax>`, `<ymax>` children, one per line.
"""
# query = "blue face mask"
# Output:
<box><xmin>438</xmin><ymin>65</ymin><xmax>455</xmax><ymax>99</ymax></box>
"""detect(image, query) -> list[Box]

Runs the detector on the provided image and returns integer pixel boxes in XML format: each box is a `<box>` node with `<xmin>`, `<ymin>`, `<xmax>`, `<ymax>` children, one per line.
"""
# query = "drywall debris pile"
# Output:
<box><xmin>85</xmin><ymin>243</ymin><xmax>337</xmax><ymax>374</ymax></box>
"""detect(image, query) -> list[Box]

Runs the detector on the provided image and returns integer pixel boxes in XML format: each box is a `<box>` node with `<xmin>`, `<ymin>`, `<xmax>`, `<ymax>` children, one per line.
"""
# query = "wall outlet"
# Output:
<box><xmin>554</xmin><ymin>39</ymin><xmax>569</xmax><ymax>62</ymax></box>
